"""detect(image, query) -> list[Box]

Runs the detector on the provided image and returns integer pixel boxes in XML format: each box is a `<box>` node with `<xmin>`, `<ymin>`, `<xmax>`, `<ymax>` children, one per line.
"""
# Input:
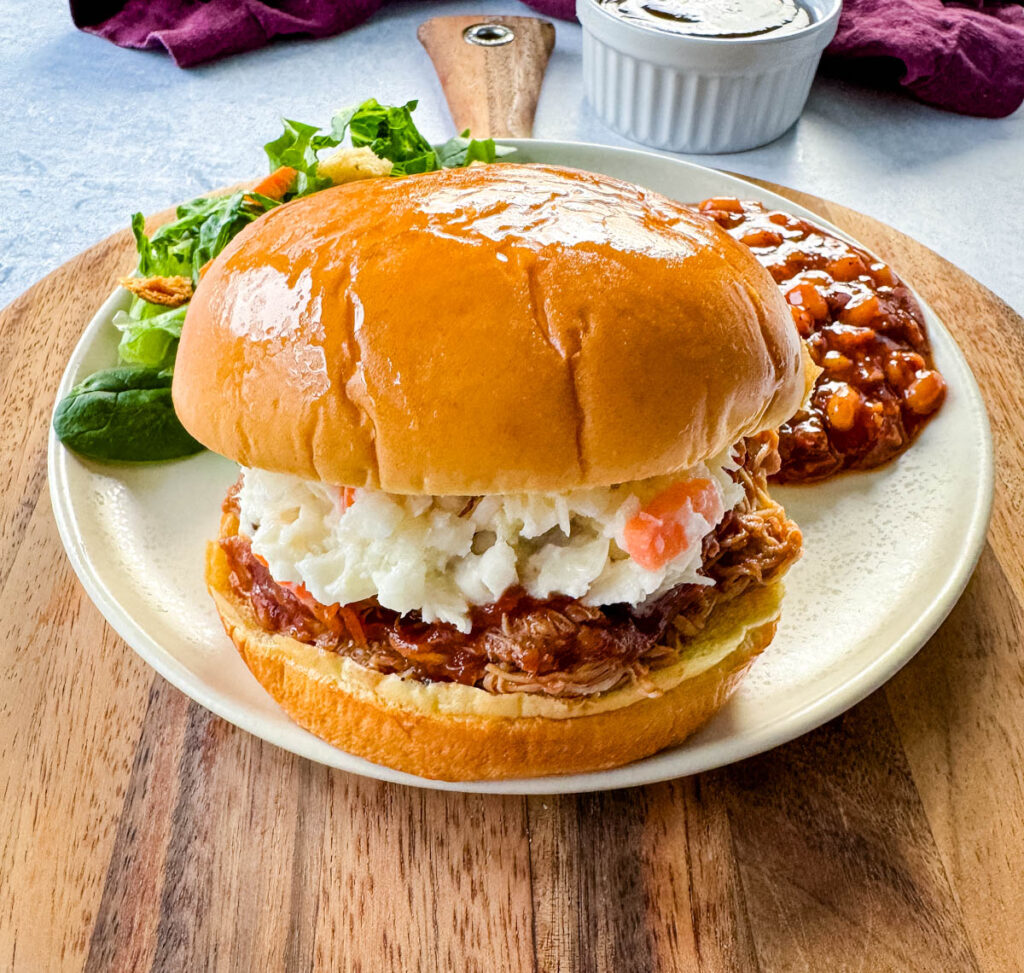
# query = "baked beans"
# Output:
<box><xmin>696</xmin><ymin>198</ymin><xmax>946</xmax><ymax>483</ymax></box>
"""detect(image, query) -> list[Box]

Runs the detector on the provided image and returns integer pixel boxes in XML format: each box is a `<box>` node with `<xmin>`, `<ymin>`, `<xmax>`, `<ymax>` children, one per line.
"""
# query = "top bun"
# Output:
<box><xmin>173</xmin><ymin>163</ymin><xmax>802</xmax><ymax>494</ymax></box>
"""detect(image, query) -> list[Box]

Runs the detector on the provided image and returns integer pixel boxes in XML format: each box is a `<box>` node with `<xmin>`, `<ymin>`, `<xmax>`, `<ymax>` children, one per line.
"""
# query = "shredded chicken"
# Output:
<box><xmin>119</xmin><ymin>274</ymin><xmax>193</xmax><ymax>307</ymax></box>
<box><xmin>667</xmin><ymin>433</ymin><xmax>801</xmax><ymax>640</ymax></box>
<box><xmin>221</xmin><ymin>432</ymin><xmax>801</xmax><ymax>698</ymax></box>
<box><xmin>482</xmin><ymin>657</ymin><xmax>659</xmax><ymax>698</ymax></box>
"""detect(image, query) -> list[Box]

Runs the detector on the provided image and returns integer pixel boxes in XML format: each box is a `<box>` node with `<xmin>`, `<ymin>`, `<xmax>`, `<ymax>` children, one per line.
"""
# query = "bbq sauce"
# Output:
<box><xmin>599</xmin><ymin>0</ymin><xmax>812</xmax><ymax>38</ymax></box>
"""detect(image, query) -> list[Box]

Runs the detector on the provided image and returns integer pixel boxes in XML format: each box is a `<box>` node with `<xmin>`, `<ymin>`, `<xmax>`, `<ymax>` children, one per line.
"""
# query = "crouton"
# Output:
<box><xmin>119</xmin><ymin>275</ymin><xmax>193</xmax><ymax>307</ymax></box>
<box><xmin>317</xmin><ymin>146</ymin><xmax>393</xmax><ymax>186</ymax></box>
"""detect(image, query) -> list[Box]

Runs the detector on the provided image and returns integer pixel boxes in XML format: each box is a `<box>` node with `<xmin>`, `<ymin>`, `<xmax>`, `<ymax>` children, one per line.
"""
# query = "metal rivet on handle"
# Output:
<box><xmin>463</xmin><ymin>23</ymin><xmax>515</xmax><ymax>46</ymax></box>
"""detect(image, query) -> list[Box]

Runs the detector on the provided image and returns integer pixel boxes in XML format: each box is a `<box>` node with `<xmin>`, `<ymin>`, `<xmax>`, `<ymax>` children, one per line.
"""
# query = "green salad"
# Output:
<box><xmin>54</xmin><ymin>99</ymin><xmax>512</xmax><ymax>463</ymax></box>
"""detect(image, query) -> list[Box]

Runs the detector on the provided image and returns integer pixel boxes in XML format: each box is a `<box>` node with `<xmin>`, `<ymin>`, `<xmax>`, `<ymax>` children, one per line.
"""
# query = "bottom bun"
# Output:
<box><xmin>206</xmin><ymin>535</ymin><xmax>782</xmax><ymax>781</ymax></box>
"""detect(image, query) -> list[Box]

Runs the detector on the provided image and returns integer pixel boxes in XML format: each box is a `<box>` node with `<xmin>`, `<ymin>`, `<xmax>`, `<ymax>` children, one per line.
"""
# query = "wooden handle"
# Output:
<box><xmin>418</xmin><ymin>15</ymin><xmax>556</xmax><ymax>139</ymax></box>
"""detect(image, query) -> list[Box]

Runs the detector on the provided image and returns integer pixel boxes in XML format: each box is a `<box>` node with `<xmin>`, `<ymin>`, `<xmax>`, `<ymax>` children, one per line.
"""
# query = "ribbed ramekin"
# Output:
<box><xmin>578</xmin><ymin>0</ymin><xmax>841</xmax><ymax>153</ymax></box>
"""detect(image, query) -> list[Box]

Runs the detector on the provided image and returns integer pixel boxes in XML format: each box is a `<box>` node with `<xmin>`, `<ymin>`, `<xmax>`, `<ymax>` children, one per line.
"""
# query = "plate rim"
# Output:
<box><xmin>47</xmin><ymin>138</ymin><xmax>995</xmax><ymax>794</ymax></box>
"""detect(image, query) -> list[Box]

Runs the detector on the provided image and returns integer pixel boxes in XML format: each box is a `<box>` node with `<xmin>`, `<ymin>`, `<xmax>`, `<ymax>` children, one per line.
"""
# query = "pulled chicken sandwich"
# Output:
<box><xmin>172</xmin><ymin>163</ymin><xmax>806</xmax><ymax>781</ymax></box>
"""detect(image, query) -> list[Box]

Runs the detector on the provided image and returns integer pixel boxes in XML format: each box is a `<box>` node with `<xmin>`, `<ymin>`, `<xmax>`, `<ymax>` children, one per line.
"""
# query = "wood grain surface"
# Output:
<box><xmin>418</xmin><ymin>15</ymin><xmax>555</xmax><ymax>138</ymax></box>
<box><xmin>1</xmin><ymin>176</ymin><xmax>1022</xmax><ymax>973</ymax></box>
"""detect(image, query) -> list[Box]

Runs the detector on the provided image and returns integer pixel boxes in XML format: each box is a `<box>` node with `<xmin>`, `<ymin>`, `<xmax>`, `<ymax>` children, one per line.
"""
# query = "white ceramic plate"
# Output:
<box><xmin>48</xmin><ymin>140</ymin><xmax>993</xmax><ymax>794</ymax></box>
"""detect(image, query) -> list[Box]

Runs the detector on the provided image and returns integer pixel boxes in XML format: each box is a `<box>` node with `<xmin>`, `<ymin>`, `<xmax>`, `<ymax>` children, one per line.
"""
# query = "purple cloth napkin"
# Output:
<box><xmin>68</xmin><ymin>0</ymin><xmax>573</xmax><ymax>67</ymax></box>
<box><xmin>70</xmin><ymin>0</ymin><xmax>383</xmax><ymax>67</ymax></box>
<box><xmin>826</xmin><ymin>1</ymin><xmax>1024</xmax><ymax>118</ymax></box>
<box><xmin>70</xmin><ymin>0</ymin><xmax>1024</xmax><ymax>117</ymax></box>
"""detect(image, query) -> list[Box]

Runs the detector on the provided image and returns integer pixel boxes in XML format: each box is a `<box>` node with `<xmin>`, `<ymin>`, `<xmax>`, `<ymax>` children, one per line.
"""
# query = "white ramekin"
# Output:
<box><xmin>578</xmin><ymin>0</ymin><xmax>842</xmax><ymax>153</ymax></box>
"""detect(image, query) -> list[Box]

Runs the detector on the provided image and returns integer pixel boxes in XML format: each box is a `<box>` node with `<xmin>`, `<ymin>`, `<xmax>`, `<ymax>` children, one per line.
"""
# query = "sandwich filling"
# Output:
<box><xmin>219</xmin><ymin>431</ymin><xmax>801</xmax><ymax>698</ymax></box>
<box><xmin>234</xmin><ymin>446</ymin><xmax>748</xmax><ymax>633</ymax></box>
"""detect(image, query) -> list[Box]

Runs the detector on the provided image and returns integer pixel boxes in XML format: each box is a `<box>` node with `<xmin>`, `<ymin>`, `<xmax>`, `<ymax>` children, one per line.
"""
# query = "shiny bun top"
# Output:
<box><xmin>173</xmin><ymin>163</ymin><xmax>803</xmax><ymax>493</ymax></box>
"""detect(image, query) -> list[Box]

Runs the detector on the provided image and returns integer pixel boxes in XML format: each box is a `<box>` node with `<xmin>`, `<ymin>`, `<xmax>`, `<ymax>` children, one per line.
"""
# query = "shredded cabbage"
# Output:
<box><xmin>236</xmin><ymin>449</ymin><xmax>743</xmax><ymax>633</ymax></box>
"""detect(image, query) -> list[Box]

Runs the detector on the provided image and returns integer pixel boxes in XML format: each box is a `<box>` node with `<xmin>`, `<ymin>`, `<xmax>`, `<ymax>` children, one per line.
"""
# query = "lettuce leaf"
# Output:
<box><xmin>332</xmin><ymin>99</ymin><xmax>438</xmax><ymax>175</ymax></box>
<box><xmin>264</xmin><ymin>100</ymin><xmax>516</xmax><ymax>191</ymax></box>
<box><xmin>435</xmin><ymin>130</ymin><xmax>516</xmax><ymax>169</ymax></box>
<box><xmin>131</xmin><ymin>212</ymin><xmax>192</xmax><ymax>280</ymax></box>
<box><xmin>113</xmin><ymin>305</ymin><xmax>187</xmax><ymax>370</ymax></box>
<box><xmin>130</xmin><ymin>190</ymin><xmax>281</xmax><ymax>285</ymax></box>
<box><xmin>263</xmin><ymin>118</ymin><xmax>339</xmax><ymax>197</ymax></box>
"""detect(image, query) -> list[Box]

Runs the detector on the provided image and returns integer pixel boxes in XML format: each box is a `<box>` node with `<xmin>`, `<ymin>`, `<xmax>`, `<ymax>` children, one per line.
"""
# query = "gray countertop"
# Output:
<box><xmin>2</xmin><ymin>0</ymin><xmax>1021</xmax><ymax>313</ymax></box>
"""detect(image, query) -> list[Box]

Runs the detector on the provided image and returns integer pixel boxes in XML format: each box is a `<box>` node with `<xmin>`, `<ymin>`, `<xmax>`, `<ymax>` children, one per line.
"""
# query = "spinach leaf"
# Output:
<box><xmin>53</xmin><ymin>367</ymin><xmax>203</xmax><ymax>462</ymax></box>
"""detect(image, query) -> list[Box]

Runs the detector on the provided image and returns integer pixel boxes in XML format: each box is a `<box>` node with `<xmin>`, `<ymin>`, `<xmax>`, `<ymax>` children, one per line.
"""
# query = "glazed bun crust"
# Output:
<box><xmin>206</xmin><ymin>515</ymin><xmax>783</xmax><ymax>781</ymax></box>
<box><xmin>173</xmin><ymin>164</ymin><xmax>803</xmax><ymax>494</ymax></box>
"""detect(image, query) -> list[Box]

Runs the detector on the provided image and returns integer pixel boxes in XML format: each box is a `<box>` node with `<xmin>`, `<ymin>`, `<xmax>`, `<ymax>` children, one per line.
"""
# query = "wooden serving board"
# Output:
<box><xmin>1</xmin><ymin>178</ymin><xmax>1022</xmax><ymax>973</ymax></box>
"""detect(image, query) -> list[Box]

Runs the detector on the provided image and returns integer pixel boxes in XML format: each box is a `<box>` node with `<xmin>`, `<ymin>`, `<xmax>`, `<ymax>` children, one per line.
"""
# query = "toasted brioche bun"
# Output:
<box><xmin>207</xmin><ymin>511</ymin><xmax>781</xmax><ymax>781</ymax></box>
<box><xmin>173</xmin><ymin>163</ymin><xmax>803</xmax><ymax>495</ymax></box>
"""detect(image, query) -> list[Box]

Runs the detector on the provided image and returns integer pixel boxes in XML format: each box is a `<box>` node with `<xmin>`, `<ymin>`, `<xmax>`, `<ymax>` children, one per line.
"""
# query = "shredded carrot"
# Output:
<box><xmin>247</xmin><ymin>165</ymin><xmax>297</xmax><ymax>202</ymax></box>
<box><xmin>279</xmin><ymin>578</ymin><xmax>347</xmax><ymax>630</ymax></box>
<box><xmin>338</xmin><ymin>605</ymin><xmax>368</xmax><ymax>648</ymax></box>
<box><xmin>335</xmin><ymin>486</ymin><xmax>357</xmax><ymax>513</ymax></box>
<box><xmin>280</xmin><ymin>579</ymin><xmax>316</xmax><ymax>608</ymax></box>
<box><xmin>623</xmin><ymin>479</ymin><xmax>723</xmax><ymax>572</ymax></box>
